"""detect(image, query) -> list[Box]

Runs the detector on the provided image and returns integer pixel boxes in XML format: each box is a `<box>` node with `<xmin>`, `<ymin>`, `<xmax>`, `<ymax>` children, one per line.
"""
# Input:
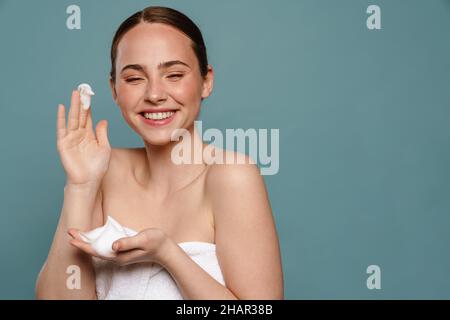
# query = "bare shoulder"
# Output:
<box><xmin>204</xmin><ymin>149</ymin><xmax>284</xmax><ymax>299</ymax></box>
<box><xmin>205</xmin><ymin>150</ymin><xmax>263</xmax><ymax>195</ymax></box>
<box><xmin>204</xmin><ymin>149</ymin><xmax>269</xmax><ymax>222</ymax></box>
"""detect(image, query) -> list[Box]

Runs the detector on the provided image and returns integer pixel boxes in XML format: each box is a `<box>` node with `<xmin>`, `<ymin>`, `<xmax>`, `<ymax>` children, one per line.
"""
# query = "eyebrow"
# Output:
<box><xmin>120</xmin><ymin>60</ymin><xmax>191</xmax><ymax>74</ymax></box>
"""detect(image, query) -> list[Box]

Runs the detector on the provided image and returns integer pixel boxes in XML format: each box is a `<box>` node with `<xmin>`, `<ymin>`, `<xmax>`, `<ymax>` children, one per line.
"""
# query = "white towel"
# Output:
<box><xmin>93</xmin><ymin>241</ymin><xmax>225</xmax><ymax>300</ymax></box>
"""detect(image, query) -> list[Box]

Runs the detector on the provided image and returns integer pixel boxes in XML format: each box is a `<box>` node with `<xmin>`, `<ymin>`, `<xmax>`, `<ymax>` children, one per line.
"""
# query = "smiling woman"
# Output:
<box><xmin>35</xmin><ymin>6</ymin><xmax>284</xmax><ymax>300</ymax></box>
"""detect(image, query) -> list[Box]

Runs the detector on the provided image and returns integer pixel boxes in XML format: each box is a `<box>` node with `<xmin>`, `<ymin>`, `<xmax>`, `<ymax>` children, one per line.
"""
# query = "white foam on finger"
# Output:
<box><xmin>77</xmin><ymin>83</ymin><xmax>95</xmax><ymax>110</ymax></box>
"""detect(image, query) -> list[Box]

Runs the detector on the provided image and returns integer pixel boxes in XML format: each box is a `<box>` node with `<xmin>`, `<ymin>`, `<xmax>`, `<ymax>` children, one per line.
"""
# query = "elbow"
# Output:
<box><xmin>34</xmin><ymin>262</ymin><xmax>58</xmax><ymax>300</ymax></box>
<box><xmin>35</xmin><ymin>277</ymin><xmax>47</xmax><ymax>300</ymax></box>
<box><xmin>35</xmin><ymin>277</ymin><xmax>57</xmax><ymax>300</ymax></box>
<box><xmin>35</xmin><ymin>272</ymin><xmax>54</xmax><ymax>300</ymax></box>
<box><xmin>35</xmin><ymin>286</ymin><xmax>45</xmax><ymax>300</ymax></box>
<box><xmin>35</xmin><ymin>264</ymin><xmax>47</xmax><ymax>300</ymax></box>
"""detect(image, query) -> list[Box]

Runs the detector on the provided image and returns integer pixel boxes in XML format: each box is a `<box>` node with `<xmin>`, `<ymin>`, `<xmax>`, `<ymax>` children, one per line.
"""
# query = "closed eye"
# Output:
<box><xmin>125</xmin><ymin>78</ymin><xmax>143</xmax><ymax>83</ymax></box>
<box><xmin>167</xmin><ymin>74</ymin><xmax>183</xmax><ymax>80</ymax></box>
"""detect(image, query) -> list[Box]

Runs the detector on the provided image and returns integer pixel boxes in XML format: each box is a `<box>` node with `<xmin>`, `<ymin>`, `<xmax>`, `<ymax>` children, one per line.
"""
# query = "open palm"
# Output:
<box><xmin>56</xmin><ymin>90</ymin><xmax>111</xmax><ymax>185</ymax></box>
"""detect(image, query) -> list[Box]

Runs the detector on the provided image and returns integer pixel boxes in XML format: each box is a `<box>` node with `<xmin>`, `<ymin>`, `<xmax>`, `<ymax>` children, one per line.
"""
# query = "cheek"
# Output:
<box><xmin>170</xmin><ymin>79</ymin><xmax>203</xmax><ymax>106</ymax></box>
<box><xmin>116</xmin><ymin>84</ymin><xmax>142</xmax><ymax>108</ymax></box>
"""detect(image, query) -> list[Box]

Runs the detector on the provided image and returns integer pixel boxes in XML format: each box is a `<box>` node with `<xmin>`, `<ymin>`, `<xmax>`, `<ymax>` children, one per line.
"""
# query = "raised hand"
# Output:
<box><xmin>56</xmin><ymin>90</ymin><xmax>111</xmax><ymax>186</ymax></box>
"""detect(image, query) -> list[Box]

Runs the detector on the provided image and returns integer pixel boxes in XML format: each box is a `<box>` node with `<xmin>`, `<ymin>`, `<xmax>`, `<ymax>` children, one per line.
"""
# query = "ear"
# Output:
<box><xmin>109</xmin><ymin>77</ymin><xmax>118</xmax><ymax>103</ymax></box>
<box><xmin>201</xmin><ymin>64</ymin><xmax>214</xmax><ymax>100</ymax></box>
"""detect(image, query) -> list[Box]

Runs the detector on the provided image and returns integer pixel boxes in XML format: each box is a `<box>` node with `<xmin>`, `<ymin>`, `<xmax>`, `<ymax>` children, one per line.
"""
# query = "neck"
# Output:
<box><xmin>137</xmin><ymin>123</ymin><xmax>207</xmax><ymax>198</ymax></box>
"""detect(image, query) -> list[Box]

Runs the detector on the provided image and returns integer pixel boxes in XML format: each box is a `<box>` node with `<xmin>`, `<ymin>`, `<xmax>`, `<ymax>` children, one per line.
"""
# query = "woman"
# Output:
<box><xmin>36</xmin><ymin>6</ymin><xmax>283</xmax><ymax>300</ymax></box>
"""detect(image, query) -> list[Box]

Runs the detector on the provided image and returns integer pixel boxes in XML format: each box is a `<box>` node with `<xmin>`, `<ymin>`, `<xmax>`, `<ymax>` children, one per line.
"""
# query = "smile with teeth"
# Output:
<box><xmin>142</xmin><ymin>111</ymin><xmax>175</xmax><ymax>120</ymax></box>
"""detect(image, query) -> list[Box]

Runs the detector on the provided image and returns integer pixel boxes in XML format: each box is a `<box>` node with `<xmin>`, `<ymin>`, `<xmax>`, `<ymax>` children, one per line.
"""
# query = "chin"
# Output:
<box><xmin>141</xmin><ymin>132</ymin><xmax>177</xmax><ymax>146</ymax></box>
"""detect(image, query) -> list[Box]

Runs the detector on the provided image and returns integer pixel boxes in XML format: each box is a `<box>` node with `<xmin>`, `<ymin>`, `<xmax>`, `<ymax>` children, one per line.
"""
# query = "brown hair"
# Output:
<box><xmin>110</xmin><ymin>6</ymin><xmax>208</xmax><ymax>82</ymax></box>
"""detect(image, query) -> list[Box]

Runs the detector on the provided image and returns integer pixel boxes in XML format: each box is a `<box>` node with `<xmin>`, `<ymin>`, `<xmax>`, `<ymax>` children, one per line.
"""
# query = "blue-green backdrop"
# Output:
<box><xmin>1</xmin><ymin>0</ymin><xmax>449</xmax><ymax>299</ymax></box>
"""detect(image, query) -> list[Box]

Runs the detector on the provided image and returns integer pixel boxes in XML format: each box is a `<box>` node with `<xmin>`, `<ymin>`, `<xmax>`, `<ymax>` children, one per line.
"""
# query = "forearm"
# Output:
<box><xmin>36</xmin><ymin>183</ymin><xmax>100</xmax><ymax>299</ymax></box>
<box><xmin>160</xmin><ymin>240</ymin><xmax>238</xmax><ymax>300</ymax></box>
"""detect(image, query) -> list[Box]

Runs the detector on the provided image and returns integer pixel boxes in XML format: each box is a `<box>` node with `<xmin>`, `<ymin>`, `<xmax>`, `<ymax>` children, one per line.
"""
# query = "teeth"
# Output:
<box><xmin>143</xmin><ymin>111</ymin><xmax>175</xmax><ymax>120</ymax></box>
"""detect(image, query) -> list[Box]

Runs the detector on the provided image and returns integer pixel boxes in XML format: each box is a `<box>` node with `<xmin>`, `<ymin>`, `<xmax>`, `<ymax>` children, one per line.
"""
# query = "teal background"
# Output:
<box><xmin>1</xmin><ymin>0</ymin><xmax>449</xmax><ymax>299</ymax></box>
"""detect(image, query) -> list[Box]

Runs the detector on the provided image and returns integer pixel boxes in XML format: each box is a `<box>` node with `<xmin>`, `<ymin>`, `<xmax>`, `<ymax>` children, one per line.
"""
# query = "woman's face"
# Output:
<box><xmin>110</xmin><ymin>22</ymin><xmax>213</xmax><ymax>145</ymax></box>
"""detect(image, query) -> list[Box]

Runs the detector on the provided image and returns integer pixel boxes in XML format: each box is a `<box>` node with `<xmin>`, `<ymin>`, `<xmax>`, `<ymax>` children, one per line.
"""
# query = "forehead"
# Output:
<box><xmin>116</xmin><ymin>22</ymin><xmax>196</xmax><ymax>69</ymax></box>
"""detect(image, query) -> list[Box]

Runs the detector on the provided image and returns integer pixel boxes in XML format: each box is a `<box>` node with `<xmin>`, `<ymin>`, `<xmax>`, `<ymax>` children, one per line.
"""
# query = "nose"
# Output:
<box><xmin>145</xmin><ymin>78</ymin><xmax>167</xmax><ymax>105</ymax></box>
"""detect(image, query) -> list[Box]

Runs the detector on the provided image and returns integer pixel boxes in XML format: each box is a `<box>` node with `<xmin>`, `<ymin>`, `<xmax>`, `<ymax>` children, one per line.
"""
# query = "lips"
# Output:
<box><xmin>139</xmin><ymin>108</ymin><xmax>177</xmax><ymax>113</ymax></box>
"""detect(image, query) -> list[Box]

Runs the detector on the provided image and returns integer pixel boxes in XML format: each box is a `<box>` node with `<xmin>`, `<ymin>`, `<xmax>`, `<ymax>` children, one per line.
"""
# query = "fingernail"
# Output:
<box><xmin>113</xmin><ymin>242</ymin><xmax>119</xmax><ymax>251</ymax></box>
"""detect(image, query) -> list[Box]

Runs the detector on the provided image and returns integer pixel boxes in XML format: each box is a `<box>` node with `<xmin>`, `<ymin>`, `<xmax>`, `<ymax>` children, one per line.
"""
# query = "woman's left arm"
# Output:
<box><xmin>158</xmin><ymin>239</ymin><xmax>239</xmax><ymax>299</ymax></box>
<box><xmin>160</xmin><ymin>160</ymin><xmax>284</xmax><ymax>300</ymax></box>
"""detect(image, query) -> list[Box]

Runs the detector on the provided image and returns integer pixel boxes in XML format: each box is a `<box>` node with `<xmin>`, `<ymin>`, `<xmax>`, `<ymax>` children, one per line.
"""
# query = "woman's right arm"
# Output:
<box><xmin>35</xmin><ymin>182</ymin><xmax>103</xmax><ymax>299</ymax></box>
<box><xmin>35</xmin><ymin>89</ymin><xmax>111</xmax><ymax>299</ymax></box>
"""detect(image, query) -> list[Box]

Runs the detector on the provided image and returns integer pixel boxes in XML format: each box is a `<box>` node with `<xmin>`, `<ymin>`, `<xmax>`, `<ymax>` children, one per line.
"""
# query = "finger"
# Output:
<box><xmin>85</xmin><ymin>107</ymin><xmax>94</xmax><ymax>138</ymax></box>
<box><xmin>113</xmin><ymin>233</ymin><xmax>146</xmax><ymax>252</ymax></box>
<box><xmin>79</xmin><ymin>102</ymin><xmax>89</xmax><ymax>129</ymax></box>
<box><xmin>67</xmin><ymin>228</ymin><xmax>84</xmax><ymax>241</ymax></box>
<box><xmin>69</xmin><ymin>239</ymin><xmax>118</xmax><ymax>264</ymax></box>
<box><xmin>67</xmin><ymin>90</ymin><xmax>80</xmax><ymax>130</ymax></box>
<box><xmin>56</xmin><ymin>104</ymin><xmax>66</xmax><ymax>140</ymax></box>
<box><xmin>95</xmin><ymin>120</ymin><xmax>110</xmax><ymax>148</ymax></box>
<box><xmin>69</xmin><ymin>239</ymin><xmax>99</xmax><ymax>257</ymax></box>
